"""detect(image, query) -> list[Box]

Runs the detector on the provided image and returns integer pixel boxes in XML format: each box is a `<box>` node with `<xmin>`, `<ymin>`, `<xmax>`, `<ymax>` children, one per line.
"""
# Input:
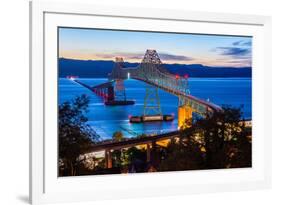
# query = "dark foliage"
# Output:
<box><xmin>59</xmin><ymin>95</ymin><xmax>100</xmax><ymax>176</ymax></box>
<box><xmin>112</xmin><ymin>131</ymin><xmax>124</xmax><ymax>142</ymax></box>
<box><xmin>111</xmin><ymin>147</ymin><xmax>147</xmax><ymax>173</ymax></box>
<box><xmin>158</xmin><ymin>106</ymin><xmax>252</xmax><ymax>171</ymax></box>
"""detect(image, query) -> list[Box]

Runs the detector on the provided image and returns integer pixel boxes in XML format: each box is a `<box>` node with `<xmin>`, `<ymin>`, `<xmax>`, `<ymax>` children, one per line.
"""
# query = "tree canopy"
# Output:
<box><xmin>113</xmin><ymin>131</ymin><xmax>124</xmax><ymax>142</ymax></box>
<box><xmin>59</xmin><ymin>94</ymin><xmax>100</xmax><ymax>176</ymax></box>
<box><xmin>159</xmin><ymin>106</ymin><xmax>252</xmax><ymax>171</ymax></box>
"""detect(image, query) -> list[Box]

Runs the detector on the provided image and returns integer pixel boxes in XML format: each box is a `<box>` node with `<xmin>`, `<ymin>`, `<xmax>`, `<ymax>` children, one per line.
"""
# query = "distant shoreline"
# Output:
<box><xmin>59</xmin><ymin>58</ymin><xmax>252</xmax><ymax>78</ymax></box>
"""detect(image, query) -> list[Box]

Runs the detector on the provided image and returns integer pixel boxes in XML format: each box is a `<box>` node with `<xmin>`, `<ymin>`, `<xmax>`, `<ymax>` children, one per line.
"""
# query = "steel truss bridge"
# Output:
<box><xmin>108</xmin><ymin>49</ymin><xmax>222</xmax><ymax>128</ymax></box>
<box><xmin>75</xmin><ymin>49</ymin><xmax>222</xmax><ymax>129</ymax></box>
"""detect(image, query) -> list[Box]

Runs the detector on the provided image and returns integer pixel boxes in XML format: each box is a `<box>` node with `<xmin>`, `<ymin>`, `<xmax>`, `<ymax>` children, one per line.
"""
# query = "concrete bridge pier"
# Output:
<box><xmin>178</xmin><ymin>105</ymin><xmax>193</xmax><ymax>129</ymax></box>
<box><xmin>146</xmin><ymin>143</ymin><xmax>151</xmax><ymax>162</ymax></box>
<box><xmin>146</xmin><ymin>141</ymin><xmax>157</xmax><ymax>165</ymax></box>
<box><xmin>105</xmin><ymin>149</ymin><xmax>112</xmax><ymax>169</ymax></box>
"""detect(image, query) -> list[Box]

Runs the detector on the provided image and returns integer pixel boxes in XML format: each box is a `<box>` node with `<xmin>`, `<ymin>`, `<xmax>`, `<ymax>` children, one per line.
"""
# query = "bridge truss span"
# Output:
<box><xmin>109</xmin><ymin>49</ymin><xmax>222</xmax><ymax>120</ymax></box>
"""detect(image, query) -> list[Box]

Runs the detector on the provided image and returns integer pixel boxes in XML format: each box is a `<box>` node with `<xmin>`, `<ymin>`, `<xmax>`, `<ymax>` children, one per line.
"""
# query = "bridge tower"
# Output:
<box><xmin>141</xmin><ymin>50</ymin><xmax>163</xmax><ymax>116</ymax></box>
<box><xmin>140</xmin><ymin>49</ymin><xmax>168</xmax><ymax>77</ymax></box>
<box><xmin>113</xmin><ymin>57</ymin><xmax>127</xmax><ymax>101</ymax></box>
<box><xmin>143</xmin><ymin>84</ymin><xmax>162</xmax><ymax>116</ymax></box>
<box><xmin>115</xmin><ymin>79</ymin><xmax>126</xmax><ymax>101</ymax></box>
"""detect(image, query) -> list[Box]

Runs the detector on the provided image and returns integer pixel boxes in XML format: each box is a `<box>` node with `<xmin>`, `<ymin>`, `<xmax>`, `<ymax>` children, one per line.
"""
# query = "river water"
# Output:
<box><xmin>59</xmin><ymin>78</ymin><xmax>252</xmax><ymax>139</ymax></box>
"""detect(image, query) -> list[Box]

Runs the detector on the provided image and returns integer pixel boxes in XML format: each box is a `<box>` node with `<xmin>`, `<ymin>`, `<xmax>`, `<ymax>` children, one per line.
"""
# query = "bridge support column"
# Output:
<box><xmin>146</xmin><ymin>141</ymin><xmax>157</xmax><ymax>164</ymax></box>
<box><xmin>146</xmin><ymin>143</ymin><xmax>151</xmax><ymax>162</ymax></box>
<box><xmin>105</xmin><ymin>149</ymin><xmax>112</xmax><ymax>169</ymax></box>
<box><xmin>114</xmin><ymin>79</ymin><xmax>126</xmax><ymax>101</ymax></box>
<box><xmin>178</xmin><ymin>105</ymin><xmax>193</xmax><ymax>129</ymax></box>
<box><xmin>143</xmin><ymin>84</ymin><xmax>162</xmax><ymax>116</ymax></box>
<box><xmin>107</xmin><ymin>86</ymin><xmax>115</xmax><ymax>101</ymax></box>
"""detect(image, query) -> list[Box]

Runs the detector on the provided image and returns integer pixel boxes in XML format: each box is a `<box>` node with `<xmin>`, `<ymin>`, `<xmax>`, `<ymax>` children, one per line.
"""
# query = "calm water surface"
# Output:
<box><xmin>59</xmin><ymin>78</ymin><xmax>252</xmax><ymax>139</ymax></box>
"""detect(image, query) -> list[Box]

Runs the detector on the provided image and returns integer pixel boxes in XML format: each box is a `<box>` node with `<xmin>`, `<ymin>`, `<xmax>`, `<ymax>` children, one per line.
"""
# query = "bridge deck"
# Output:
<box><xmin>84</xmin><ymin>131</ymin><xmax>179</xmax><ymax>154</ymax></box>
<box><xmin>73</xmin><ymin>80</ymin><xmax>94</xmax><ymax>90</ymax></box>
<box><xmin>133</xmin><ymin>77</ymin><xmax>222</xmax><ymax>113</ymax></box>
<box><xmin>73</xmin><ymin>80</ymin><xmax>113</xmax><ymax>90</ymax></box>
<box><xmin>92</xmin><ymin>81</ymin><xmax>113</xmax><ymax>89</ymax></box>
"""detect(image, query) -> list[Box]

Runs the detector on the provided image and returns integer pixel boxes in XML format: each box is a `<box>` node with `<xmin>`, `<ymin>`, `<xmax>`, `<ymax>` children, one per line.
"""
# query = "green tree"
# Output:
<box><xmin>59</xmin><ymin>94</ymin><xmax>100</xmax><ymax>176</ymax></box>
<box><xmin>158</xmin><ymin>138</ymin><xmax>205</xmax><ymax>171</ymax></box>
<box><xmin>193</xmin><ymin>106</ymin><xmax>252</xmax><ymax>169</ymax></box>
<box><xmin>112</xmin><ymin>150</ymin><xmax>122</xmax><ymax>168</ymax></box>
<box><xmin>113</xmin><ymin>131</ymin><xmax>124</xmax><ymax>142</ymax></box>
<box><xmin>121</xmin><ymin>147</ymin><xmax>146</xmax><ymax>172</ymax></box>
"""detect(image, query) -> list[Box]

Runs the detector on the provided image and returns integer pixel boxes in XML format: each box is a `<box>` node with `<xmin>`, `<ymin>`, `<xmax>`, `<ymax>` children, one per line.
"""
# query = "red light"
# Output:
<box><xmin>184</xmin><ymin>74</ymin><xmax>189</xmax><ymax>78</ymax></box>
<box><xmin>175</xmin><ymin>74</ymin><xmax>179</xmax><ymax>79</ymax></box>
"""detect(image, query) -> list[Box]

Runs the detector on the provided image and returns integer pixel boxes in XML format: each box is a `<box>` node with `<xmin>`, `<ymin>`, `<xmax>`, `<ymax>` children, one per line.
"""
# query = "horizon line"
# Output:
<box><xmin>58</xmin><ymin>57</ymin><xmax>252</xmax><ymax>68</ymax></box>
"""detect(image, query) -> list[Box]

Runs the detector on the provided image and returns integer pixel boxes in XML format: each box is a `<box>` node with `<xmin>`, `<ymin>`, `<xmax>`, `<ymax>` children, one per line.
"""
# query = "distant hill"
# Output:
<box><xmin>164</xmin><ymin>64</ymin><xmax>252</xmax><ymax>77</ymax></box>
<box><xmin>59</xmin><ymin>58</ymin><xmax>252</xmax><ymax>78</ymax></box>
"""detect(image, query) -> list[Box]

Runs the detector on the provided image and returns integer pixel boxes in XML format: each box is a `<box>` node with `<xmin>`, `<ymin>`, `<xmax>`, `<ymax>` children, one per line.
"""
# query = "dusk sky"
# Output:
<box><xmin>59</xmin><ymin>27</ymin><xmax>252</xmax><ymax>67</ymax></box>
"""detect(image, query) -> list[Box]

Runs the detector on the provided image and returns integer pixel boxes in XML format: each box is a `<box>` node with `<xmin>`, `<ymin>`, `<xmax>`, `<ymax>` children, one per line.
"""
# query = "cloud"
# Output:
<box><xmin>215</xmin><ymin>47</ymin><xmax>251</xmax><ymax>57</ymax></box>
<box><xmin>232</xmin><ymin>40</ymin><xmax>243</xmax><ymax>46</ymax></box>
<box><xmin>232</xmin><ymin>40</ymin><xmax>252</xmax><ymax>46</ymax></box>
<box><xmin>158</xmin><ymin>53</ymin><xmax>193</xmax><ymax>61</ymax></box>
<box><xmin>213</xmin><ymin>43</ymin><xmax>252</xmax><ymax>67</ymax></box>
<box><xmin>94</xmin><ymin>52</ymin><xmax>142</xmax><ymax>60</ymax></box>
<box><xmin>95</xmin><ymin>52</ymin><xmax>193</xmax><ymax>62</ymax></box>
<box><xmin>242</xmin><ymin>41</ymin><xmax>252</xmax><ymax>46</ymax></box>
<box><xmin>224</xmin><ymin>59</ymin><xmax>252</xmax><ymax>67</ymax></box>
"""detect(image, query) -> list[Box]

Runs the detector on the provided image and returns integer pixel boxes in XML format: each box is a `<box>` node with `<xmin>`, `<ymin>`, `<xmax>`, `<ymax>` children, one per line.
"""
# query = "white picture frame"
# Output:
<box><xmin>30</xmin><ymin>1</ymin><xmax>272</xmax><ymax>204</ymax></box>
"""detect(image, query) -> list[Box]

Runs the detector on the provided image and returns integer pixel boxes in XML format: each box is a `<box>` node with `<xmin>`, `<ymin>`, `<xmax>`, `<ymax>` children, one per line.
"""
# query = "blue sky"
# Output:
<box><xmin>59</xmin><ymin>27</ymin><xmax>252</xmax><ymax>67</ymax></box>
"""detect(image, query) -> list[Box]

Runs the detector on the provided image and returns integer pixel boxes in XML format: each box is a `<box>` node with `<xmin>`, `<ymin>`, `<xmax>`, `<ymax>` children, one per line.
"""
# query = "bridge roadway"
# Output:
<box><xmin>132</xmin><ymin>76</ymin><xmax>222</xmax><ymax>113</ymax></box>
<box><xmin>84</xmin><ymin>130</ymin><xmax>179</xmax><ymax>154</ymax></box>
<box><xmin>73</xmin><ymin>79</ymin><xmax>114</xmax><ymax>101</ymax></box>
<box><xmin>73</xmin><ymin>79</ymin><xmax>113</xmax><ymax>90</ymax></box>
<box><xmin>83</xmin><ymin>130</ymin><xmax>179</xmax><ymax>168</ymax></box>
<box><xmin>73</xmin><ymin>75</ymin><xmax>221</xmax><ymax>115</ymax></box>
